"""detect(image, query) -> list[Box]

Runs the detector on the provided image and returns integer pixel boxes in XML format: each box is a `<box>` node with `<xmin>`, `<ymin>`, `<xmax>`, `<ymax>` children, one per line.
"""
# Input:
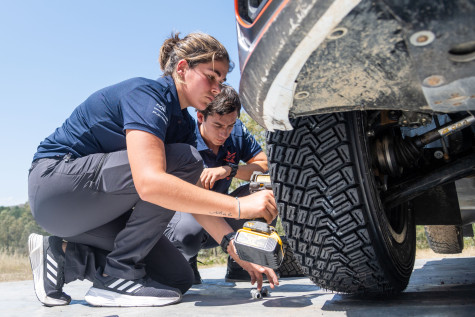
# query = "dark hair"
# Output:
<box><xmin>199</xmin><ymin>84</ymin><xmax>241</xmax><ymax>120</ymax></box>
<box><xmin>159</xmin><ymin>32</ymin><xmax>234</xmax><ymax>81</ymax></box>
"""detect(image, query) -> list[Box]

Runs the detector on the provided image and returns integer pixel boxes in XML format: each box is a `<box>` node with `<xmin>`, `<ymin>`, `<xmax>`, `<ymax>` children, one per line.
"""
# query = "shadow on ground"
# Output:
<box><xmin>321</xmin><ymin>257</ymin><xmax>475</xmax><ymax>316</ymax></box>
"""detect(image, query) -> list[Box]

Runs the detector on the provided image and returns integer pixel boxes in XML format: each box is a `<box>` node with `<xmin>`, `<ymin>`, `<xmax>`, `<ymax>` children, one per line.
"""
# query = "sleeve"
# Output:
<box><xmin>121</xmin><ymin>86</ymin><xmax>170</xmax><ymax>142</ymax></box>
<box><xmin>239</xmin><ymin>122</ymin><xmax>263</xmax><ymax>162</ymax></box>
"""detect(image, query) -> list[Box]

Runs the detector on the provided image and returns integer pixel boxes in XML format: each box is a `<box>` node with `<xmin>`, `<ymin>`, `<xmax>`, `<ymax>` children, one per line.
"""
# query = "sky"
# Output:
<box><xmin>0</xmin><ymin>0</ymin><xmax>241</xmax><ymax>206</ymax></box>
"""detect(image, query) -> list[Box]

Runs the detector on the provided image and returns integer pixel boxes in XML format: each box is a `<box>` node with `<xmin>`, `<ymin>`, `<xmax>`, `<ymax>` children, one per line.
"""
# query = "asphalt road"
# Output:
<box><xmin>1</xmin><ymin>257</ymin><xmax>474</xmax><ymax>316</ymax></box>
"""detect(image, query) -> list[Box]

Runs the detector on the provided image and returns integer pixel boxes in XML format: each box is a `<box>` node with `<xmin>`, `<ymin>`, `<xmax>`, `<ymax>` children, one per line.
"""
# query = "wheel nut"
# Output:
<box><xmin>434</xmin><ymin>151</ymin><xmax>444</xmax><ymax>159</ymax></box>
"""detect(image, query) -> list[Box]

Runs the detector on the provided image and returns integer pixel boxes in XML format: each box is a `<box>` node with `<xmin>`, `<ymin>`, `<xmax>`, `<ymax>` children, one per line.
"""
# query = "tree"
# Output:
<box><xmin>230</xmin><ymin>112</ymin><xmax>267</xmax><ymax>191</ymax></box>
<box><xmin>239</xmin><ymin>111</ymin><xmax>266</xmax><ymax>152</ymax></box>
<box><xmin>0</xmin><ymin>203</ymin><xmax>47</xmax><ymax>255</ymax></box>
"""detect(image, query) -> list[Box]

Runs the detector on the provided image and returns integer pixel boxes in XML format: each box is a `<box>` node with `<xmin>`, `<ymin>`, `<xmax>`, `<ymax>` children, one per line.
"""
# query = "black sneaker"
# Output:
<box><xmin>85</xmin><ymin>270</ymin><xmax>182</xmax><ymax>307</ymax></box>
<box><xmin>28</xmin><ymin>233</ymin><xmax>71</xmax><ymax>306</ymax></box>
<box><xmin>224</xmin><ymin>256</ymin><xmax>268</xmax><ymax>282</ymax></box>
<box><xmin>189</xmin><ymin>255</ymin><xmax>202</xmax><ymax>285</ymax></box>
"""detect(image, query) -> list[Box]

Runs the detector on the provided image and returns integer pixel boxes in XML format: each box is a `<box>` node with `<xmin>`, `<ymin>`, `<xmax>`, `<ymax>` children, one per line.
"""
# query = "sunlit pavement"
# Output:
<box><xmin>1</xmin><ymin>258</ymin><xmax>475</xmax><ymax>317</ymax></box>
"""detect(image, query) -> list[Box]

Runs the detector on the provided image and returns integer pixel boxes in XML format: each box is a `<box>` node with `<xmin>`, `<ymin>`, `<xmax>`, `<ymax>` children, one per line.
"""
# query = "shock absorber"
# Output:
<box><xmin>373</xmin><ymin>115</ymin><xmax>475</xmax><ymax>177</ymax></box>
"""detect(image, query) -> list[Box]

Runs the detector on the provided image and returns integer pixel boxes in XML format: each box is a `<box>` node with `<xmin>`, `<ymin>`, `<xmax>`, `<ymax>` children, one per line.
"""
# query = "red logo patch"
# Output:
<box><xmin>224</xmin><ymin>151</ymin><xmax>236</xmax><ymax>163</ymax></box>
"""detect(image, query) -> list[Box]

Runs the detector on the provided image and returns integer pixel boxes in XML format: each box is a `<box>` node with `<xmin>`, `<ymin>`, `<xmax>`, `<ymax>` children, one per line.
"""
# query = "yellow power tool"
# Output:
<box><xmin>234</xmin><ymin>172</ymin><xmax>284</xmax><ymax>269</ymax></box>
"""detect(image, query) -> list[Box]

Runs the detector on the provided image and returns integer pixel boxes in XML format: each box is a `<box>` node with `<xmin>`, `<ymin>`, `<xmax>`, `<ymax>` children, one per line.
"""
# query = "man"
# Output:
<box><xmin>165</xmin><ymin>85</ymin><xmax>270</xmax><ymax>283</ymax></box>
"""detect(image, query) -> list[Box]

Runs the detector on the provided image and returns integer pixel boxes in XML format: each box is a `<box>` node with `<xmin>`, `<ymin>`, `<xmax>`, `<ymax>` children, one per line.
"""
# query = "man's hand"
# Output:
<box><xmin>200</xmin><ymin>166</ymin><xmax>231</xmax><ymax>189</ymax></box>
<box><xmin>228</xmin><ymin>240</ymin><xmax>279</xmax><ymax>290</ymax></box>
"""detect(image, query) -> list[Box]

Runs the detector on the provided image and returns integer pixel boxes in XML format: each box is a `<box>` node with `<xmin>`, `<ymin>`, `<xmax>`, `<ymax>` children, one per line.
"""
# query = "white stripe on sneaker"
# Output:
<box><xmin>28</xmin><ymin>234</ymin><xmax>70</xmax><ymax>306</ymax></box>
<box><xmin>126</xmin><ymin>283</ymin><xmax>142</xmax><ymax>293</ymax></box>
<box><xmin>47</xmin><ymin>272</ymin><xmax>56</xmax><ymax>284</ymax></box>
<box><xmin>47</xmin><ymin>254</ymin><xmax>58</xmax><ymax>268</ymax></box>
<box><xmin>108</xmin><ymin>278</ymin><xmax>125</xmax><ymax>289</ymax></box>
<box><xmin>47</xmin><ymin>263</ymin><xmax>57</xmax><ymax>276</ymax></box>
<box><xmin>117</xmin><ymin>280</ymin><xmax>134</xmax><ymax>291</ymax></box>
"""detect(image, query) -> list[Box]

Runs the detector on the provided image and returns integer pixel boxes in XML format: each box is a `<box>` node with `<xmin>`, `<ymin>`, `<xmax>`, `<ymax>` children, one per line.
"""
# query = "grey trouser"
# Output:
<box><xmin>165</xmin><ymin>184</ymin><xmax>276</xmax><ymax>261</ymax></box>
<box><xmin>28</xmin><ymin>144</ymin><xmax>202</xmax><ymax>293</ymax></box>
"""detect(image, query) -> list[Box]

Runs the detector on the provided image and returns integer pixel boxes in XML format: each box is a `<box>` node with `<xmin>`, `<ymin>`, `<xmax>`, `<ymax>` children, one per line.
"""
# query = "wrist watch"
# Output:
<box><xmin>227</xmin><ymin>163</ymin><xmax>239</xmax><ymax>179</ymax></box>
<box><xmin>220</xmin><ymin>232</ymin><xmax>236</xmax><ymax>254</ymax></box>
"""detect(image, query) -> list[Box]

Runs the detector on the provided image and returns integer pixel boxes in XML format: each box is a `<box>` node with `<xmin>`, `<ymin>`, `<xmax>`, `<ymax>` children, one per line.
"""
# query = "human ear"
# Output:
<box><xmin>176</xmin><ymin>59</ymin><xmax>189</xmax><ymax>80</ymax></box>
<box><xmin>197</xmin><ymin>112</ymin><xmax>205</xmax><ymax>124</ymax></box>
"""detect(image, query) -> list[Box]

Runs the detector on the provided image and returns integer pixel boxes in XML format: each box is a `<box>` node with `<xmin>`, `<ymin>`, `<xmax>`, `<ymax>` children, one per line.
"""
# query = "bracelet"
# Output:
<box><xmin>235</xmin><ymin>197</ymin><xmax>240</xmax><ymax>220</ymax></box>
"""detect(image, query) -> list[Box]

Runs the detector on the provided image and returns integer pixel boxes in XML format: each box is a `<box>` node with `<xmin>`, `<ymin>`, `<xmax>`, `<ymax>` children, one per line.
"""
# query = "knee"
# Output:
<box><xmin>180</xmin><ymin>232</ymin><xmax>204</xmax><ymax>257</ymax></box>
<box><xmin>167</xmin><ymin>228</ymin><xmax>203</xmax><ymax>259</ymax></box>
<box><xmin>165</xmin><ymin>144</ymin><xmax>203</xmax><ymax>184</ymax></box>
<box><xmin>166</xmin><ymin>143</ymin><xmax>203</xmax><ymax>167</ymax></box>
<box><xmin>166</xmin><ymin>212</ymin><xmax>205</xmax><ymax>258</ymax></box>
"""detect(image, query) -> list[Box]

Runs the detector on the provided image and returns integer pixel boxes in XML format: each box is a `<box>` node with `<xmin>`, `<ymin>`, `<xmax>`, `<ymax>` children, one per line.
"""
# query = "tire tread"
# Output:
<box><xmin>267</xmin><ymin>113</ymin><xmax>407</xmax><ymax>294</ymax></box>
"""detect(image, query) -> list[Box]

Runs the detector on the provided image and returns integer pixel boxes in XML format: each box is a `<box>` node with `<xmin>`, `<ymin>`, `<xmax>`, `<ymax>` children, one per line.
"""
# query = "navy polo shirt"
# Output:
<box><xmin>196</xmin><ymin>119</ymin><xmax>262</xmax><ymax>194</ymax></box>
<box><xmin>33</xmin><ymin>76</ymin><xmax>196</xmax><ymax>161</ymax></box>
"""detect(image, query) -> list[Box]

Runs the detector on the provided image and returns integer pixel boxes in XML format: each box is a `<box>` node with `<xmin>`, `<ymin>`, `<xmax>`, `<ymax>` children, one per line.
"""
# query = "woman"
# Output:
<box><xmin>28</xmin><ymin>32</ymin><xmax>278</xmax><ymax>307</ymax></box>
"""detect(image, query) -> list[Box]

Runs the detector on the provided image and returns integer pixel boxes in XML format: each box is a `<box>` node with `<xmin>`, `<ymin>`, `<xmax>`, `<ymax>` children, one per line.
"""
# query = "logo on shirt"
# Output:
<box><xmin>224</xmin><ymin>151</ymin><xmax>236</xmax><ymax>164</ymax></box>
<box><xmin>152</xmin><ymin>102</ymin><xmax>168</xmax><ymax>125</ymax></box>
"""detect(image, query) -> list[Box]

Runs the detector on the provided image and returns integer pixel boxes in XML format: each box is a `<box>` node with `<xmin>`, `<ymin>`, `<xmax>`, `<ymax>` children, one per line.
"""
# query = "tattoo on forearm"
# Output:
<box><xmin>209</xmin><ymin>210</ymin><xmax>233</xmax><ymax>217</ymax></box>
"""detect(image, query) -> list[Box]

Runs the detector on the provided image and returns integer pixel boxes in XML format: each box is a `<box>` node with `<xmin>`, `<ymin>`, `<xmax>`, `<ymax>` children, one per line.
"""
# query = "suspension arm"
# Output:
<box><xmin>383</xmin><ymin>152</ymin><xmax>475</xmax><ymax>209</ymax></box>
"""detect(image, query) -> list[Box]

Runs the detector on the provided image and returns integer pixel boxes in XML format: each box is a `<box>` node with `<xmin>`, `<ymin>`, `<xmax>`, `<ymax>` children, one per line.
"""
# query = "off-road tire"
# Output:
<box><xmin>267</xmin><ymin>112</ymin><xmax>416</xmax><ymax>294</ymax></box>
<box><xmin>424</xmin><ymin>225</ymin><xmax>464</xmax><ymax>254</ymax></box>
<box><xmin>276</xmin><ymin>237</ymin><xmax>305</xmax><ymax>278</ymax></box>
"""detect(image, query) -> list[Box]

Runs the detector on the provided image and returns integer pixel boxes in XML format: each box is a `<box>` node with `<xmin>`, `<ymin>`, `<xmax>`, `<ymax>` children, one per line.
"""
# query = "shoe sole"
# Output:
<box><xmin>28</xmin><ymin>233</ymin><xmax>69</xmax><ymax>306</ymax></box>
<box><xmin>84</xmin><ymin>287</ymin><xmax>182</xmax><ymax>307</ymax></box>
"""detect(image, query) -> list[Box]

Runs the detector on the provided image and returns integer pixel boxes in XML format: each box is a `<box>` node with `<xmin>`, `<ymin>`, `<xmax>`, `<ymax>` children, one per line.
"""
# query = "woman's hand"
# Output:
<box><xmin>237</xmin><ymin>190</ymin><xmax>277</xmax><ymax>223</ymax></box>
<box><xmin>200</xmin><ymin>167</ymin><xmax>230</xmax><ymax>190</ymax></box>
<box><xmin>228</xmin><ymin>241</ymin><xmax>279</xmax><ymax>290</ymax></box>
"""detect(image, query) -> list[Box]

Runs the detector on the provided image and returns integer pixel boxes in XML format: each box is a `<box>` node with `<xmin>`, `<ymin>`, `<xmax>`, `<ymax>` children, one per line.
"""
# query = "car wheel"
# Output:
<box><xmin>267</xmin><ymin>111</ymin><xmax>416</xmax><ymax>294</ymax></box>
<box><xmin>424</xmin><ymin>225</ymin><xmax>464</xmax><ymax>254</ymax></box>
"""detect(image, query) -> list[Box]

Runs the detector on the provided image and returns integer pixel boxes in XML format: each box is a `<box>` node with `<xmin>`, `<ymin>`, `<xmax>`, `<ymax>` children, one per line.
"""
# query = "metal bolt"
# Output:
<box><xmin>366</xmin><ymin>130</ymin><xmax>375</xmax><ymax>137</ymax></box>
<box><xmin>294</xmin><ymin>91</ymin><xmax>310</xmax><ymax>100</ymax></box>
<box><xmin>423</xmin><ymin>75</ymin><xmax>445</xmax><ymax>87</ymax></box>
<box><xmin>327</xmin><ymin>27</ymin><xmax>348</xmax><ymax>40</ymax></box>
<box><xmin>410</xmin><ymin>31</ymin><xmax>435</xmax><ymax>46</ymax></box>
<box><xmin>434</xmin><ymin>151</ymin><xmax>444</xmax><ymax>159</ymax></box>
